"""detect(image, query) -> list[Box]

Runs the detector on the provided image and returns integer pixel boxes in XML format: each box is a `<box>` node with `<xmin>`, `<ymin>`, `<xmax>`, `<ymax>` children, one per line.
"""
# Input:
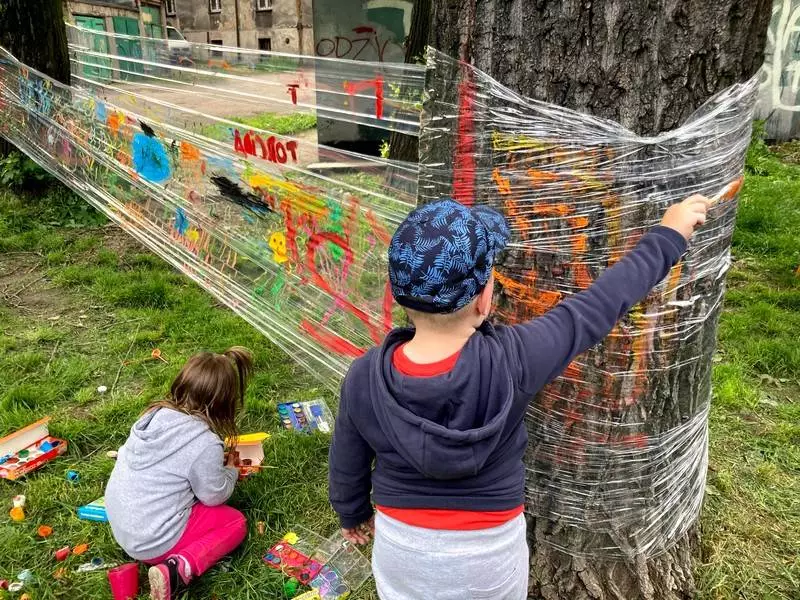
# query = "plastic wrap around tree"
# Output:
<box><xmin>419</xmin><ymin>48</ymin><xmax>757</xmax><ymax>558</ymax></box>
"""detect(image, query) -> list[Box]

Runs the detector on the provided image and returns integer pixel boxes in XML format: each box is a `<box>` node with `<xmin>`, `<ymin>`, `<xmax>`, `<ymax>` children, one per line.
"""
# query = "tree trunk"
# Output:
<box><xmin>422</xmin><ymin>2</ymin><xmax>771</xmax><ymax>600</ymax></box>
<box><xmin>387</xmin><ymin>0</ymin><xmax>432</xmax><ymax>163</ymax></box>
<box><xmin>0</xmin><ymin>0</ymin><xmax>70</xmax><ymax>156</ymax></box>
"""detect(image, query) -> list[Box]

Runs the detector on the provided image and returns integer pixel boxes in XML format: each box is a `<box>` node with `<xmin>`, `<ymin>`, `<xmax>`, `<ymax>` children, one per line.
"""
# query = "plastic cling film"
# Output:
<box><xmin>419</xmin><ymin>49</ymin><xmax>757</xmax><ymax>558</ymax></box>
<box><xmin>0</xmin><ymin>35</ymin><xmax>757</xmax><ymax>559</ymax></box>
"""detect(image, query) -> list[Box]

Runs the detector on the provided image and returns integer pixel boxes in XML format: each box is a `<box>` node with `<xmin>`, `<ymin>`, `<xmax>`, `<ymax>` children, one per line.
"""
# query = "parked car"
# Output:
<box><xmin>167</xmin><ymin>26</ymin><xmax>191</xmax><ymax>58</ymax></box>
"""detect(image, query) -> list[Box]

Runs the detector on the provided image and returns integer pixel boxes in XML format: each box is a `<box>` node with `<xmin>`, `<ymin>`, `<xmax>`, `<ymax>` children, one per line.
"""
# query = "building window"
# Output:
<box><xmin>258</xmin><ymin>37</ymin><xmax>271</xmax><ymax>51</ymax></box>
<box><xmin>209</xmin><ymin>0</ymin><xmax>221</xmax><ymax>13</ymax></box>
<box><xmin>256</xmin><ymin>0</ymin><xmax>273</xmax><ymax>11</ymax></box>
<box><xmin>166</xmin><ymin>0</ymin><xmax>176</xmax><ymax>16</ymax></box>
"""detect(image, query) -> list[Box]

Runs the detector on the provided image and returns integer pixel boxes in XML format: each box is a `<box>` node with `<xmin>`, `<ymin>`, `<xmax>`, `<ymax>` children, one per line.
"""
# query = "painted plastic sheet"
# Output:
<box><xmin>419</xmin><ymin>49</ymin><xmax>757</xmax><ymax>557</ymax></box>
<box><xmin>0</xmin><ymin>31</ymin><xmax>759</xmax><ymax>559</ymax></box>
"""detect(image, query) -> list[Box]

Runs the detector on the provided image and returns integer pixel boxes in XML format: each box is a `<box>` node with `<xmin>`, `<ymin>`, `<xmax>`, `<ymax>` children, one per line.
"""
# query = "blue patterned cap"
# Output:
<box><xmin>389</xmin><ymin>199</ymin><xmax>510</xmax><ymax>314</ymax></box>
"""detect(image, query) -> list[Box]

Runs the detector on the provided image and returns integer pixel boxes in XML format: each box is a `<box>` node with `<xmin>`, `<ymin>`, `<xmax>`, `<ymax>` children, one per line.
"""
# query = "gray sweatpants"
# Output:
<box><xmin>372</xmin><ymin>512</ymin><xmax>529</xmax><ymax>600</ymax></box>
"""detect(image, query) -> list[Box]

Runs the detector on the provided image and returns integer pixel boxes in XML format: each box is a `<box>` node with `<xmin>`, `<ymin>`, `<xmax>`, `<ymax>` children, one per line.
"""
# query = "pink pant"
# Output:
<box><xmin>145</xmin><ymin>504</ymin><xmax>247</xmax><ymax>577</ymax></box>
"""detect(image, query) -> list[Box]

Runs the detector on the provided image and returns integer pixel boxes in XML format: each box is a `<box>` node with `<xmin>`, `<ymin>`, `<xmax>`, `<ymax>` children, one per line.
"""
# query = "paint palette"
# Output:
<box><xmin>277</xmin><ymin>399</ymin><xmax>334</xmax><ymax>434</ymax></box>
<box><xmin>263</xmin><ymin>530</ymin><xmax>325</xmax><ymax>584</ymax></box>
<box><xmin>0</xmin><ymin>418</ymin><xmax>67</xmax><ymax>481</ymax></box>
<box><xmin>264</xmin><ymin>527</ymin><xmax>371</xmax><ymax>598</ymax></box>
<box><xmin>310</xmin><ymin>534</ymin><xmax>371</xmax><ymax>599</ymax></box>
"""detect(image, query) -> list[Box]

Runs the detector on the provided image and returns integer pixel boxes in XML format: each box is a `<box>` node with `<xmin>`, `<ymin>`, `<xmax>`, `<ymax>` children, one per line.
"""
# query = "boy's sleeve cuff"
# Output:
<box><xmin>338</xmin><ymin>507</ymin><xmax>374</xmax><ymax>529</ymax></box>
<box><xmin>648</xmin><ymin>225</ymin><xmax>688</xmax><ymax>263</ymax></box>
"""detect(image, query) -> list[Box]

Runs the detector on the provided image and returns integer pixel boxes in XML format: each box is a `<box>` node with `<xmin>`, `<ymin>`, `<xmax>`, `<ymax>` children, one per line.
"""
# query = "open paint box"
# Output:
<box><xmin>0</xmin><ymin>418</ymin><xmax>68</xmax><ymax>481</ymax></box>
<box><xmin>264</xmin><ymin>526</ymin><xmax>371</xmax><ymax>599</ymax></box>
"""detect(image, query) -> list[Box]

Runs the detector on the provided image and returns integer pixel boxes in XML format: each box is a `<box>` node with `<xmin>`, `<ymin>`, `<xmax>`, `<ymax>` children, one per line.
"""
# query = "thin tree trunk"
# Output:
<box><xmin>387</xmin><ymin>0</ymin><xmax>431</xmax><ymax>163</ymax></box>
<box><xmin>422</xmin><ymin>2</ymin><xmax>771</xmax><ymax>599</ymax></box>
<box><xmin>0</xmin><ymin>0</ymin><xmax>70</xmax><ymax>157</ymax></box>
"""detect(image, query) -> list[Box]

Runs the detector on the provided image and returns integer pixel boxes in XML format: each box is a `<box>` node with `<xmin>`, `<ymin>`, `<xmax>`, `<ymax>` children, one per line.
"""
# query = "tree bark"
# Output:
<box><xmin>0</xmin><ymin>0</ymin><xmax>70</xmax><ymax>156</ymax></box>
<box><xmin>423</xmin><ymin>2</ymin><xmax>771</xmax><ymax>600</ymax></box>
<box><xmin>387</xmin><ymin>0</ymin><xmax>432</xmax><ymax>163</ymax></box>
<box><xmin>429</xmin><ymin>0</ymin><xmax>771</xmax><ymax>136</ymax></box>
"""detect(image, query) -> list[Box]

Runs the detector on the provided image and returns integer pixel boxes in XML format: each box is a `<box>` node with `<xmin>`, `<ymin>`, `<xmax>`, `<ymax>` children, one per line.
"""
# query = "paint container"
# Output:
<box><xmin>17</xmin><ymin>569</ymin><xmax>33</xmax><ymax>582</ymax></box>
<box><xmin>8</xmin><ymin>582</ymin><xmax>23</xmax><ymax>592</ymax></box>
<box><xmin>97</xmin><ymin>385</ymin><xmax>108</xmax><ymax>394</ymax></box>
<box><xmin>55</xmin><ymin>547</ymin><xmax>70</xmax><ymax>561</ymax></box>
<box><xmin>108</xmin><ymin>563</ymin><xmax>139</xmax><ymax>600</ymax></box>
<box><xmin>38</xmin><ymin>524</ymin><xmax>53</xmax><ymax>538</ymax></box>
<box><xmin>12</xmin><ymin>494</ymin><xmax>25</xmax><ymax>508</ymax></box>
<box><xmin>66</xmin><ymin>470</ymin><xmax>80</xmax><ymax>483</ymax></box>
<box><xmin>9</xmin><ymin>506</ymin><xmax>25</xmax><ymax>522</ymax></box>
<box><xmin>73</xmin><ymin>543</ymin><xmax>89</xmax><ymax>555</ymax></box>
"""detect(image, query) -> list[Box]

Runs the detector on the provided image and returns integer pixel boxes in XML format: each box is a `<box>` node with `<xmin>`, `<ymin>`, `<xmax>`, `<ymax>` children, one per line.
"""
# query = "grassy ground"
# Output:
<box><xmin>199</xmin><ymin>112</ymin><xmax>317</xmax><ymax>142</ymax></box>
<box><xmin>0</xmin><ymin>137</ymin><xmax>798</xmax><ymax>599</ymax></box>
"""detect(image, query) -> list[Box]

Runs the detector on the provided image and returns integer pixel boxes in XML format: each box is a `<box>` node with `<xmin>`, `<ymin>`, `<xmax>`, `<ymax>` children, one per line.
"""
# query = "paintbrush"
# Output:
<box><xmin>707</xmin><ymin>176</ymin><xmax>743</xmax><ymax>206</ymax></box>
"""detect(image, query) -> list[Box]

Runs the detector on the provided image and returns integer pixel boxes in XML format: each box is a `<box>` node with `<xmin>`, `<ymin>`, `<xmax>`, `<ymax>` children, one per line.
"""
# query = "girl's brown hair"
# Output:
<box><xmin>150</xmin><ymin>347</ymin><xmax>253</xmax><ymax>443</ymax></box>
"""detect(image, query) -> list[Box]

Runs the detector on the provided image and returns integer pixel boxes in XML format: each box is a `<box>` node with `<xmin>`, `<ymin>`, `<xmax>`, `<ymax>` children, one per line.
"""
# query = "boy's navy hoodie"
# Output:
<box><xmin>329</xmin><ymin>226</ymin><xmax>687</xmax><ymax>528</ymax></box>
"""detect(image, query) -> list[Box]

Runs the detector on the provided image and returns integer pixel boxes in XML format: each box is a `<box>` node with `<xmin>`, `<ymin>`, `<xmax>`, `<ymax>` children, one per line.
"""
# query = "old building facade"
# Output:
<box><xmin>68</xmin><ymin>1</ymin><xmax>167</xmax><ymax>40</ymax></box>
<box><xmin>165</xmin><ymin>0</ymin><xmax>313</xmax><ymax>55</ymax></box>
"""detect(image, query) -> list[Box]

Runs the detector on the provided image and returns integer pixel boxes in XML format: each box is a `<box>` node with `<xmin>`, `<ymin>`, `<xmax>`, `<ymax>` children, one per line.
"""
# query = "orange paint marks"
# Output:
<box><xmin>494</xmin><ymin>269</ymin><xmax>562</xmax><ymax>317</ymax></box>
<box><xmin>531</xmin><ymin>203</ymin><xmax>572</xmax><ymax>218</ymax></box>
<box><xmin>572</xmin><ymin>262</ymin><xmax>593</xmax><ymax>290</ymax></box>
<box><xmin>572</xmin><ymin>235</ymin><xmax>588</xmax><ymax>253</ymax></box>
<box><xmin>527</xmin><ymin>169</ymin><xmax>561</xmax><ymax>184</ymax></box>
<box><xmin>107</xmin><ymin>112</ymin><xmax>122</xmax><ymax>136</ymax></box>
<box><xmin>569</xmin><ymin>216</ymin><xmax>589</xmax><ymax>229</ymax></box>
<box><xmin>563</xmin><ymin>361</ymin><xmax>582</xmax><ymax>380</ymax></box>
<box><xmin>492</xmin><ymin>168</ymin><xmax>511</xmax><ymax>195</ymax></box>
<box><xmin>665</xmin><ymin>263</ymin><xmax>683</xmax><ymax>297</ymax></box>
<box><xmin>180</xmin><ymin>141</ymin><xmax>201</xmax><ymax>162</ymax></box>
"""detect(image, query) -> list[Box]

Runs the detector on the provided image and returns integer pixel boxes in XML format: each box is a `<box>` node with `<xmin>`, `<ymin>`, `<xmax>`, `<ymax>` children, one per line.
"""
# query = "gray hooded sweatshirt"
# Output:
<box><xmin>105</xmin><ymin>407</ymin><xmax>239</xmax><ymax>560</ymax></box>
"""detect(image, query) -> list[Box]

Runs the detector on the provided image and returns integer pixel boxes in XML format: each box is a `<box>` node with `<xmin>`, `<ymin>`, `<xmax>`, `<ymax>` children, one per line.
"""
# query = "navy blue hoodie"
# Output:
<box><xmin>329</xmin><ymin>226</ymin><xmax>687</xmax><ymax>528</ymax></box>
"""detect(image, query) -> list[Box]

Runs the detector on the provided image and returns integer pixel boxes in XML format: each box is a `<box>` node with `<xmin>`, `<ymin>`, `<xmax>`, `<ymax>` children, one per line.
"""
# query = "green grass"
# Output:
<box><xmin>200</xmin><ymin>112</ymin><xmax>317</xmax><ymax>142</ymax></box>
<box><xmin>696</xmin><ymin>135</ymin><xmax>800</xmax><ymax>600</ymax></box>
<box><xmin>0</xmin><ymin>185</ymin><xmax>347</xmax><ymax>599</ymax></box>
<box><xmin>0</xmin><ymin>135</ymin><xmax>798</xmax><ymax>599</ymax></box>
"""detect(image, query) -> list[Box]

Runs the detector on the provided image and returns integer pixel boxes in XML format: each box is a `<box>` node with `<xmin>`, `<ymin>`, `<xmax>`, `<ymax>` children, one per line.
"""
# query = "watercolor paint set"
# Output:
<box><xmin>264</xmin><ymin>527</ymin><xmax>371</xmax><ymax>599</ymax></box>
<box><xmin>277</xmin><ymin>399</ymin><xmax>334</xmax><ymax>434</ymax></box>
<box><xmin>0</xmin><ymin>418</ymin><xmax>67</xmax><ymax>481</ymax></box>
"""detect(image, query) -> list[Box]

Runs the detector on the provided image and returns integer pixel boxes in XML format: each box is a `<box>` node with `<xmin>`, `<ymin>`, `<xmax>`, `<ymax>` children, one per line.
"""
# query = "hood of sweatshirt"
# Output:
<box><xmin>369</xmin><ymin>324</ymin><xmax>515</xmax><ymax>480</ymax></box>
<box><xmin>120</xmin><ymin>407</ymin><xmax>215</xmax><ymax>471</ymax></box>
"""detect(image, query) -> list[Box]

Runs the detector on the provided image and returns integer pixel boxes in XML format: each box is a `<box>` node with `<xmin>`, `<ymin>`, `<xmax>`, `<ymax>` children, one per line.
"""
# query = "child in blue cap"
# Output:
<box><xmin>328</xmin><ymin>195</ymin><xmax>710</xmax><ymax>599</ymax></box>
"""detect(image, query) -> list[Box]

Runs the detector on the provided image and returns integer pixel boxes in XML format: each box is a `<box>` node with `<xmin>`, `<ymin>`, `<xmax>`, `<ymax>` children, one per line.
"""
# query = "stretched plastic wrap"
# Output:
<box><xmin>419</xmin><ymin>49</ymin><xmax>757</xmax><ymax>558</ymax></box>
<box><xmin>0</xmin><ymin>33</ymin><xmax>422</xmax><ymax>386</ymax></box>
<box><xmin>0</xmin><ymin>31</ymin><xmax>758</xmax><ymax>560</ymax></box>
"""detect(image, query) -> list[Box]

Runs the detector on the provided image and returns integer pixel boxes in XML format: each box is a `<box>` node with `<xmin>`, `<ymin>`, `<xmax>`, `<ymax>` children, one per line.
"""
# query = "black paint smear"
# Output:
<box><xmin>140</xmin><ymin>120</ymin><xmax>156</xmax><ymax>137</ymax></box>
<box><xmin>210</xmin><ymin>175</ymin><xmax>273</xmax><ymax>216</ymax></box>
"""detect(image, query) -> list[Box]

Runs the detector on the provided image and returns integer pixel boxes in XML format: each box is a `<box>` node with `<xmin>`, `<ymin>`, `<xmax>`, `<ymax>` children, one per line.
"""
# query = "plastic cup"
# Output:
<box><xmin>107</xmin><ymin>563</ymin><xmax>139</xmax><ymax>600</ymax></box>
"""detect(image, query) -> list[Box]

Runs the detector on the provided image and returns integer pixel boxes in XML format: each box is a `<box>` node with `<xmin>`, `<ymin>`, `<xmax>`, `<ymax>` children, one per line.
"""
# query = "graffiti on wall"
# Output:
<box><xmin>757</xmin><ymin>0</ymin><xmax>800</xmax><ymax>138</ymax></box>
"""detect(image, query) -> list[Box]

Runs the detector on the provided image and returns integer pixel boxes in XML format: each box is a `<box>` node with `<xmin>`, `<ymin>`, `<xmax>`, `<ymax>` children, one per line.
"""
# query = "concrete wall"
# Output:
<box><xmin>756</xmin><ymin>0</ymin><xmax>800</xmax><ymax>140</ymax></box>
<box><xmin>313</xmin><ymin>0</ymin><xmax>414</xmax><ymax>149</ymax></box>
<box><xmin>169</xmin><ymin>0</ymin><xmax>313</xmax><ymax>54</ymax></box>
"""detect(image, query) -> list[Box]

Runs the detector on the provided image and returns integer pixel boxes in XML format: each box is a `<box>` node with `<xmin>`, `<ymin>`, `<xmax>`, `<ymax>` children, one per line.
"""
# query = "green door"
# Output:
<box><xmin>74</xmin><ymin>16</ymin><xmax>112</xmax><ymax>81</ymax></box>
<box><xmin>141</xmin><ymin>6</ymin><xmax>163</xmax><ymax>39</ymax></box>
<box><xmin>112</xmin><ymin>17</ymin><xmax>143</xmax><ymax>81</ymax></box>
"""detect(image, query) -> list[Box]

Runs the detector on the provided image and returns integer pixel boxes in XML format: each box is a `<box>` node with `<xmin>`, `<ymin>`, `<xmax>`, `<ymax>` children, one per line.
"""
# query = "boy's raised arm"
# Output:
<box><xmin>328</xmin><ymin>375</ymin><xmax>376</xmax><ymax>529</ymax></box>
<box><xmin>499</xmin><ymin>195</ymin><xmax>709</xmax><ymax>395</ymax></box>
